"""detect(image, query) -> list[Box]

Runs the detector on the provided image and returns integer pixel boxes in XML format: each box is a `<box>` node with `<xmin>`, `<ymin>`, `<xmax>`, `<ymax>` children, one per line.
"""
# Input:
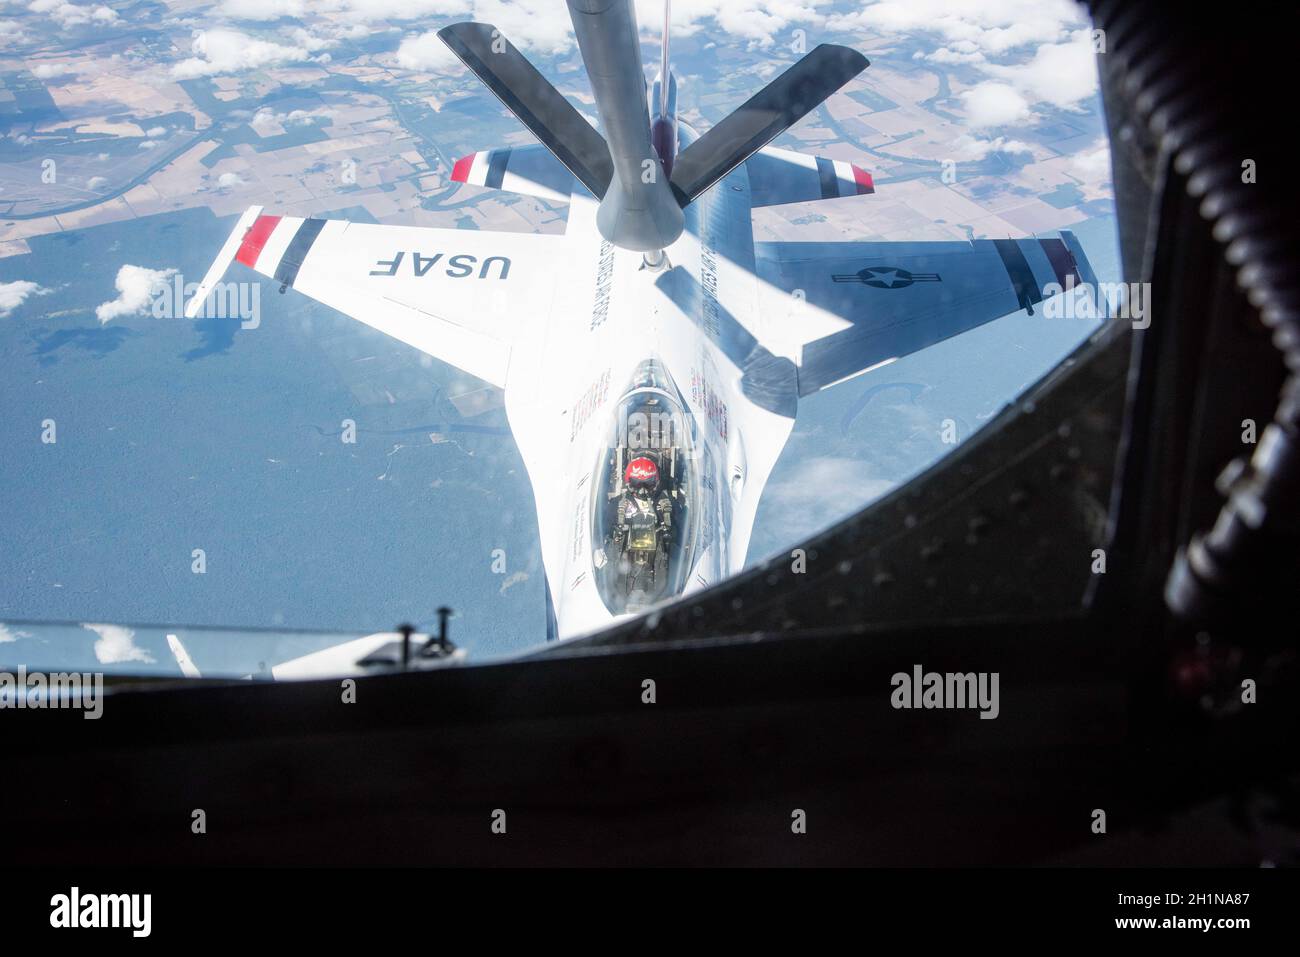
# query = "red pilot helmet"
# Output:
<box><xmin>625</xmin><ymin>456</ymin><xmax>659</xmax><ymax>490</ymax></box>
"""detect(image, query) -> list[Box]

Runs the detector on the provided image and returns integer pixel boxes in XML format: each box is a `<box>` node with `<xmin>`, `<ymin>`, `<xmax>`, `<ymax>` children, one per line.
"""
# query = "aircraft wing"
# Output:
<box><xmin>187</xmin><ymin>207</ymin><xmax>563</xmax><ymax>388</ymax></box>
<box><xmin>754</xmin><ymin>231</ymin><xmax>1103</xmax><ymax>395</ymax></box>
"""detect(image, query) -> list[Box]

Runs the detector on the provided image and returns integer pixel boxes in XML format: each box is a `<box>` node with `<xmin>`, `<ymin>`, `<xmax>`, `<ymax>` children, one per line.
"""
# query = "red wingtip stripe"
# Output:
<box><xmin>451</xmin><ymin>154</ymin><xmax>475</xmax><ymax>183</ymax></box>
<box><xmin>234</xmin><ymin>214</ymin><xmax>282</xmax><ymax>268</ymax></box>
<box><xmin>852</xmin><ymin>165</ymin><xmax>875</xmax><ymax>194</ymax></box>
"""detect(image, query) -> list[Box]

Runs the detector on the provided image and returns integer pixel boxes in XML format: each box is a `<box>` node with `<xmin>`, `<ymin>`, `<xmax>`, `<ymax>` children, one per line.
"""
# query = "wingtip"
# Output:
<box><xmin>851</xmin><ymin>164</ymin><xmax>875</xmax><ymax>194</ymax></box>
<box><xmin>813</xmin><ymin>43</ymin><xmax>870</xmax><ymax>72</ymax></box>
<box><xmin>439</xmin><ymin>20</ymin><xmax>498</xmax><ymax>41</ymax></box>
<box><xmin>451</xmin><ymin>153</ymin><xmax>475</xmax><ymax>183</ymax></box>
<box><xmin>185</xmin><ymin>204</ymin><xmax>264</xmax><ymax>320</ymax></box>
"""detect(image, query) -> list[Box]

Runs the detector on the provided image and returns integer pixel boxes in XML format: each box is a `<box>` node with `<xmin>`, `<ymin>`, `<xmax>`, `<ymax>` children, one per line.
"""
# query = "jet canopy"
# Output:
<box><xmin>591</xmin><ymin>360</ymin><xmax>700</xmax><ymax>614</ymax></box>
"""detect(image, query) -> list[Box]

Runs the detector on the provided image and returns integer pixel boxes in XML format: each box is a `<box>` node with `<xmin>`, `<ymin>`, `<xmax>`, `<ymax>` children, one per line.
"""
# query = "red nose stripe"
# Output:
<box><xmin>235</xmin><ymin>214</ymin><xmax>282</xmax><ymax>268</ymax></box>
<box><xmin>851</xmin><ymin>165</ymin><xmax>874</xmax><ymax>194</ymax></box>
<box><xmin>451</xmin><ymin>154</ymin><xmax>475</xmax><ymax>183</ymax></box>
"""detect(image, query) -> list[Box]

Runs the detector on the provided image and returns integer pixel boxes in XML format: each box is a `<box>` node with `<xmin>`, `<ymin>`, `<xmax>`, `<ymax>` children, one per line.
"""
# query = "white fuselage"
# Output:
<box><xmin>504</xmin><ymin>136</ymin><xmax>799</xmax><ymax>640</ymax></box>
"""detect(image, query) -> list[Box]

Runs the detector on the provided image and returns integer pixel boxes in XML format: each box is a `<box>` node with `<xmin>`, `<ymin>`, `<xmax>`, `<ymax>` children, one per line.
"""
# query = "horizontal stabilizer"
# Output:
<box><xmin>438</xmin><ymin>22</ymin><xmax>613</xmax><ymax>199</ymax></box>
<box><xmin>451</xmin><ymin>143</ymin><xmax>576</xmax><ymax>202</ymax></box>
<box><xmin>746</xmin><ymin>146</ymin><xmax>873</xmax><ymax>207</ymax></box>
<box><xmin>669</xmin><ymin>44</ymin><xmax>868</xmax><ymax>206</ymax></box>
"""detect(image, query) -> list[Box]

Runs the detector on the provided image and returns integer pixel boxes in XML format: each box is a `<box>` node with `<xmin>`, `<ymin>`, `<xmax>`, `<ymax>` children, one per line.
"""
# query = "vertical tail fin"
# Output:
<box><xmin>659</xmin><ymin>0</ymin><xmax>670</xmax><ymax>119</ymax></box>
<box><xmin>650</xmin><ymin>0</ymin><xmax>678</xmax><ymax>177</ymax></box>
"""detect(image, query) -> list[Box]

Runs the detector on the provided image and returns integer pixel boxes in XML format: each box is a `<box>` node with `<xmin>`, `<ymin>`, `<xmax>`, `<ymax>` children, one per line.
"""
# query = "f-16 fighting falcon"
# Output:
<box><xmin>186</xmin><ymin>0</ymin><xmax>1103</xmax><ymax>642</ymax></box>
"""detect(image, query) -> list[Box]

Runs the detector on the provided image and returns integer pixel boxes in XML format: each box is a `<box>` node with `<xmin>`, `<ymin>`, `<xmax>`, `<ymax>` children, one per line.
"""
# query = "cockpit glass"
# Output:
<box><xmin>590</xmin><ymin>361</ymin><xmax>700</xmax><ymax>615</ymax></box>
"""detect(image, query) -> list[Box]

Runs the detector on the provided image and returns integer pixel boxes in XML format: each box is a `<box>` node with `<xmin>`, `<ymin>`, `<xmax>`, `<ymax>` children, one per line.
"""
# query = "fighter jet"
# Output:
<box><xmin>186</xmin><ymin>0</ymin><xmax>1103</xmax><ymax>642</ymax></box>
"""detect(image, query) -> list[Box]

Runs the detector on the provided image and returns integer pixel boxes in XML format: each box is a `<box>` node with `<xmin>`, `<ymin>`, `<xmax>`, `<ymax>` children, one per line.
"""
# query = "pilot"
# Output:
<box><xmin>618</xmin><ymin>456</ymin><xmax>673</xmax><ymax>552</ymax></box>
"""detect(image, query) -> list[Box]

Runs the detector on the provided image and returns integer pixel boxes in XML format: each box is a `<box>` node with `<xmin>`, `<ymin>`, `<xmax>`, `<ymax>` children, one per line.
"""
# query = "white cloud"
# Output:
<box><xmin>395</xmin><ymin>30</ymin><xmax>463</xmax><ymax>73</ymax></box>
<box><xmin>0</xmin><ymin>279</ymin><xmax>50</xmax><ymax>317</ymax></box>
<box><xmin>145</xmin><ymin>125</ymin><xmax>166</xmax><ymax>137</ymax></box>
<box><xmin>386</xmin><ymin>0</ymin><xmax>582</xmax><ymax>66</ymax></box>
<box><xmin>473</xmin><ymin>0</ymin><xmax>579</xmax><ymax>54</ymax></box>
<box><xmin>952</xmin><ymin>133</ymin><xmax>1034</xmax><ymax>160</ymax></box>
<box><xmin>174</xmin><ymin>0</ymin><xmax>1098</xmax><ymax>124</ymax></box>
<box><xmin>765</xmin><ymin>456</ymin><xmax>895</xmax><ymax>538</ymax></box>
<box><xmin>250</xmin><ymin>106</ymin><xmax>329</xmax><ymax>130</ymax></box>
<box><xmin>83</xmin><ymin>623</ymin><xmax>155</xmax><ymax>664</ymax></box>
<box><xmin>828</xmin><ymin>0</ymin><xmax>1084</xmax><ymax>56</ymax></box>
<box><xmin>95</xmin><ymin>264</ymin><xmax>176</xmax><ymax>324</ymax></box>
<box><xmin>659</xmin><ymin>0</ymin><xmax>829</xmax><ymax>49</ymax></box>
<box><xmin>915</xmin><ymin>42</ymin><xmax>985</xmax><ymax>64</ymax></box>
<box><xmin>28</xmin><ymin>60</ymin><xmax>101</xmax><ymax>82</ymax></box>
<box><xmin>28</xmin><ymin>1</ymin><xmax>119</xmax><ymax>29</ymax></box>
<box><xmin>959</xmin><ymin>81</ymin><xmax>1034</xmax><ymax>128</ymax></box>
<box><xmin>217</xmin><ymin>171</ymin><xmax>244</xmax><ymax>187</ymax></box>
<box><xmin>220</xmin><ymin>0</ymin><xmax>309</xmax><ymax>18</ymax></box>
<box><xmin>86</xmin><ymin>175</ymin><xmax>108</xmax><ymax>189</ymax></box>
<box><xmin>172</xmin><ymin>29</ymin><xmax>311</xmax><ymax>79</ymax></box>
<box><xmin>287</xmin><ymin>25</ymin><xmax>341</xmax><ymax>52</ymax></box>
<box><xmin>1071</xmin><ymin>140</ymin><xmax>1111</xmax><ymax>179</ymax></box>
<box><xmin>978</xmin><ymin>30</ymin><xmax>1098</xmax><ymax>111</ymax></box>
<box><xmin>215</xmin><ymin>1</ymin><xmax>824</xmax><ymax>55</ymax></box>
<box><xmin>0</xmin><ymin>623</ymin><xmax>33</xmax><ymax>643</ymax></box>
<box><xmin>828</xmin><ymin>1</ymin><xmax>1099</xmax><ymax>121</ymax></box>
<box><xmin>219</xmin><ymin>0</ymin><xmax>472</xmax><ymax>28</ymax></box>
